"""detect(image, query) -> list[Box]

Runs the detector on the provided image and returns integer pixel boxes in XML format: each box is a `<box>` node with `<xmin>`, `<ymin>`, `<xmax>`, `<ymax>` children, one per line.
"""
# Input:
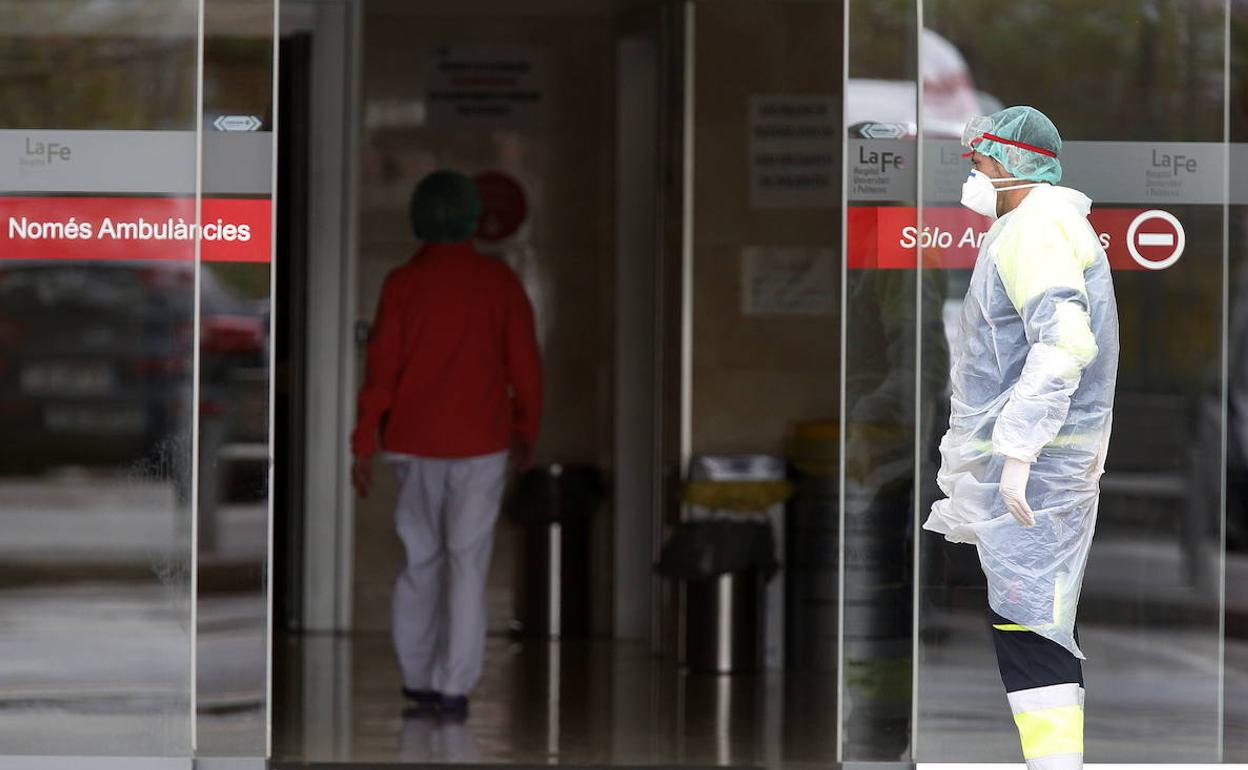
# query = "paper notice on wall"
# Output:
<box><xmin>749</xmin><ymin>95</ymin><xmax>838</xmax><ymax>209</ymax></box>
<box><xmin>742</xmin><ymin>247</ymin><xmax>835</xmax><ymax>316</ymax></box>
<box><xmin>425</xmin><ymin>47</ymin><xmax>542</xmax><ymax>126</ymax></box>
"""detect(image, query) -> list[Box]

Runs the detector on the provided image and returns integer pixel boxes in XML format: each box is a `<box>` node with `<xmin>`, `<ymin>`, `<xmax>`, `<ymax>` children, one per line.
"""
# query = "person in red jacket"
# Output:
<box><xmin>351</xmin><ymin>170</ymin><xmax>543</xmax><ymax>719</ymax></box>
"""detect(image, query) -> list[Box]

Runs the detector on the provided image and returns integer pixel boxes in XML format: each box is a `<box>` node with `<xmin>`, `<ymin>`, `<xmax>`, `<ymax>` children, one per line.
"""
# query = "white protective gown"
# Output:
<box><xmin>924</xmin><ymin>184</ymin><xmax>1119</xmax><ymax>659</ymax></box>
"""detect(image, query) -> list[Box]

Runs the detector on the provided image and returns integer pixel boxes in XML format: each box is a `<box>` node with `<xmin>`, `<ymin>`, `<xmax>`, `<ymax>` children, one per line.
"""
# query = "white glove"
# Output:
<box><xmin>999</xmin><ymin>457</ymin><xmax>1036</xmax><ymax>528</ymax></box>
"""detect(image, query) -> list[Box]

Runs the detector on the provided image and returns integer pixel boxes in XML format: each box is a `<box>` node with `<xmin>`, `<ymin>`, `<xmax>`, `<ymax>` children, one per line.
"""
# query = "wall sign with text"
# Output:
<box><xmin>0</xmin><ymin>197</ymin><xmax>272</xmax><ymax>263</ymax></box>
<box><xmin>847</xmin><ymin>206</ymin><xmax>1187</xmax><ymax>272</ymax></box>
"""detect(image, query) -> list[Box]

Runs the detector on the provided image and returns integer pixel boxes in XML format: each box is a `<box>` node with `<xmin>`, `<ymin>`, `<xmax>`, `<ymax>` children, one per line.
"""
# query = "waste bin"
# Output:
<box><xmin>506</xmin><ymin>464</ymin><xmax>606</xmax><ymax>639</ymax></box>
<box><xmin>685</xmin><ymin>567</ymin><xmax>767</xmax><ymax>674</ymax></box>
<box><xmin>658</xmin><ymin>517</ymin><xmax>779</xmax><ymax>674</ymax></box>
<box><xmin>786</xmin><ymin>420</ymin><xmax>840</xmax><ymax>671</ymax></box>
<box><xmin>685</xmin><ymin>454</ymin><xmax>791</xmax><ymax>670</ymax></box>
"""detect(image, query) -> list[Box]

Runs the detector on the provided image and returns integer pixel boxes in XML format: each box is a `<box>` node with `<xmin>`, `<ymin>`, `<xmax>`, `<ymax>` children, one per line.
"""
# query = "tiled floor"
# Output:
<box><xmin>272</xmin><ymin>614</ymin><xmax>1248</xmax><ymax>769</ymax></box>
<box><xmin>7</xmin><ymin>465</ymin><xmax>1248</xmax><ymax>767</ymax></box>
<box><xmin>274</xmin><ymin>634</ymin><xmax>836</xmax><ymax>768</ymax></box>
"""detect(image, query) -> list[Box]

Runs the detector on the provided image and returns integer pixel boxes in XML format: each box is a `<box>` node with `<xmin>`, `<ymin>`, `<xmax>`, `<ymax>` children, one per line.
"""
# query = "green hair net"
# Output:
<box><xmin>409</xmin><ymin>170</ymin><xmax>482</xmax><ymax>243</ymax></box>
<box><xmin>972</xmin><ymin>106</ymin><xmax>1063</xmax><ymax>185</ymax></box>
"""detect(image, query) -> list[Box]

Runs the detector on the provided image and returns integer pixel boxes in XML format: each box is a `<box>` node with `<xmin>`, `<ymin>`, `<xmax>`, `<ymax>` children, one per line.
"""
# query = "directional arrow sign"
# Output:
<box><xmin>859</xmin><ymin>122</ymin><xmax>908</xmax><ymax>140</ymax></box>
<box><xmin>212</xmin><ymin>115</ymin><xmax>263</xmax><ymax>132</ymax></box>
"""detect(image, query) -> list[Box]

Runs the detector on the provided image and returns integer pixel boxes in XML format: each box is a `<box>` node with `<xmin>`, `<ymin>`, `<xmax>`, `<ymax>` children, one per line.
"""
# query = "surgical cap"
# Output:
<box><xmin>409</xmin><ymin>170</ymin><xmax>483</xmax><ymax>243</ymax></box>
<box><xmin>972</xmin><ymin>106</ymin><xmax>1063</xmax><ymax>185</ymax></box>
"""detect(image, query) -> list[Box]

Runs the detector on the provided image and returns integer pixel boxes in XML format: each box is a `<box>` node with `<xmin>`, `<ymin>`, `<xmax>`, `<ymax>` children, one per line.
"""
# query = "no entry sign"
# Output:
<box><xmin>1126</xmin><ymin>209</ymin><xmax>1186</xmax><ymax>270</ymax></box>
<box><xmin>474</xmin><ymin>171</ymin><xmax>527</xmax><ymax>243</ymax></box>
<box><xmin>846</xmin><ymin>206</ymin><xmax>1189</xmax><ymax>272</ymax></box>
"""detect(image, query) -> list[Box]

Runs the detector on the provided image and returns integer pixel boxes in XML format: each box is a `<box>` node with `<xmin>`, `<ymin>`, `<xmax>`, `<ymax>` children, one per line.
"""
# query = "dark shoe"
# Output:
<box><xmin>438</xmin><ymin>694</ymin><xmax>470</xmax><ymax>720</ymax></box>
<box><xmin>402</xmin><ymin>687</ymin><xmax>441</xmax><ymax>706</ymax></box>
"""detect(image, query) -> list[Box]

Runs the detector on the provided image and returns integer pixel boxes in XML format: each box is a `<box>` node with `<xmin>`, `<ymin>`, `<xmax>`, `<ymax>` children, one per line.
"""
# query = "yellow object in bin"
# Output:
<box><xmin>683</xmin><ymin>480</ymin><xmax>794</xmax><ymax>512</ymax></box>
<box><xmin>788</xmin><ymin>420</ymin><xmax>839</xmax><ymax>477</ymax></box>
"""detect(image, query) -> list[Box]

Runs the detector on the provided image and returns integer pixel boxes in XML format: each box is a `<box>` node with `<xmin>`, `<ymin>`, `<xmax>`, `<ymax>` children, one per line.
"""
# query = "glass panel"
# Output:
<box><xmin>917</xmin><ymin>1</ymin><xmax>1227</xmax><ymax>763</ymax></box>
<box><xmin>841</xmin><ymin>0</ymin><xmax>918</xmax><ymax>761</ymax></box>
<box><xmin>0</xmin><ymin>0</ymin><xmax>199</xmax><ymax>757</ymax></box>
<box><xmin>679</xmin><ymin>2</ymin><xmax>844</xmax><ymax>767</ymax></box>
<box><xmin>197</xmin><ymin>0</ymin><xmax>275</xmax><ymax>758</ymax></box>
<box><xmin>1227</xmin><ymin>2</ymin><xmax>1248</xmax><ymax>761</ymax></box>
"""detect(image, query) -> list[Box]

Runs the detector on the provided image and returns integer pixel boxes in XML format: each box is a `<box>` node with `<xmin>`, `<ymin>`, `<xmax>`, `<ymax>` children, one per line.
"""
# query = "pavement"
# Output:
<box><xmin>0</xmin><ymin>470</ymin><xmax>266</xmax><ymax>756</ymax></box>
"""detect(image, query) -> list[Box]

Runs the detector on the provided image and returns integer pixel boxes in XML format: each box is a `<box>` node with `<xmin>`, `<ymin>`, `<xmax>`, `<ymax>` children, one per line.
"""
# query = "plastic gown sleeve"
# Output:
<box><xmin>991</xmin><ymin>213</ymin><xmax>1100</xmax><ymax>463</ymax></box>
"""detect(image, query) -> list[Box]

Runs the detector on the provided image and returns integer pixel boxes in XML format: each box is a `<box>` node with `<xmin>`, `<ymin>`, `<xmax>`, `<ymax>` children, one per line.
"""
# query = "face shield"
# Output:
<box><xmin>961</xmin><ymin>115</ymin><xmax>995</xmax><ymax>153</ymax></box>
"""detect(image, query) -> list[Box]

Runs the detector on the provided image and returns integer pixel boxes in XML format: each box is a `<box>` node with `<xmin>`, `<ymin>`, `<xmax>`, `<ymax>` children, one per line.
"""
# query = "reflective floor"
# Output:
<box><xmin>0</xmin><ymin>468</ymin><xmax>267</xmax><ymax>756</ymax></box>
<box><xmin>271</xmin><ymin>624</ymin><xmax>1248</xmax><ymax>769</ymax></box>
<box><xmin>10</xmin><ymin>475</ymin><xmax>1248</xmax><ymax>766</ymax></box>
<box><xmin>274</xmin><ymin>634</ymin><xmax>825</xmax><ymax>768</ymax></box>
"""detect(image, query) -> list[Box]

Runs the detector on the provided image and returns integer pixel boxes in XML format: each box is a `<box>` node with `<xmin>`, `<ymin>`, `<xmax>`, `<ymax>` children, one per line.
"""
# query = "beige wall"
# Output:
<box><xmin>348</xmin><ymin>0</ymin><xmax>844</xmax><ymax>636</ymax></box>
<box><xmin>353</xmin><ymin>9</ymin><xmax>617</xmax><ymax>633</ymax></box>
<box><xmin>690</xmin><ymin>1</ymin><xmax>841</xmax><ymax>456</ymax></box>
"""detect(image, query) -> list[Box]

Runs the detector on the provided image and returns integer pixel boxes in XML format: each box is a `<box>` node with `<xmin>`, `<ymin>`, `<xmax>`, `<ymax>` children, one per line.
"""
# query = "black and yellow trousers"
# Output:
<box><xmin>990</xmin><ymin>609</ymin><xmax>1084</xmax><ymax>770</ymax></box>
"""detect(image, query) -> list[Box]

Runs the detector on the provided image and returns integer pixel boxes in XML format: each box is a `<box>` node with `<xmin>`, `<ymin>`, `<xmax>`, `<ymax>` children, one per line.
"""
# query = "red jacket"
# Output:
<box><xmin>351</xmin><ymin>242</ymin><xmax>543</xmax><ymax>459</ymax></box>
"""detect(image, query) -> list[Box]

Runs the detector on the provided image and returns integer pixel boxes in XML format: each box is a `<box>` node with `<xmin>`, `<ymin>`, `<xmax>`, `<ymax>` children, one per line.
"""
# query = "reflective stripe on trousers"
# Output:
<box><xmin>991</xmin><ymin>609</ymin><xmax>1084</xmax><ymax>770</ymax></box>
<box><xmin>1008</xmin><ymin>683</ymin><xmax>1084</xmax><ymax>770</ymax></box>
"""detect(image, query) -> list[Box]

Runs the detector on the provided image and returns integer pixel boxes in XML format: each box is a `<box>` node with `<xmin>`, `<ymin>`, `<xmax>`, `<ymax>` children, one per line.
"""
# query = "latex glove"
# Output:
<box><xmin>999</xmin><ymin>457</ymin><xmax>1035</xmax><ymax>528</ymax></box>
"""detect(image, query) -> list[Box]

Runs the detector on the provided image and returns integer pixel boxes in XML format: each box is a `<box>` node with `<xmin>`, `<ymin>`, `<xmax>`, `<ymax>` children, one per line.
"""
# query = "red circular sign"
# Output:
<box><xmin>474</xmin><ymin>171</ymin><xmax>528</xmax><ymax>243</ymax></box>
<box><xmin>1126</xmin><ymin>210</ymin><xmax>1185</xmax><ymax>271</ymax></box>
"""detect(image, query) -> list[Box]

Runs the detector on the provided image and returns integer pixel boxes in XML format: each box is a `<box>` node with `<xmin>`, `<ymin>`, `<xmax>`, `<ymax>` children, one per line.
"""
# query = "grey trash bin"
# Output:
<box><xmin>684</xmin><ymin>567</ymin><xmax>768</xmax><ymax>674</ymax></box>
<box><xmin>658</xmin><ymin>514</ymin><xmax>778</xmax><ymax>674</ymax></box>
<box><xmin>786</xmin><ymin>422</ymin><xmax>840</xmax><ymax>672</ymax></box>
<box><xmin>679</xmin><ymin>454</ymin><xmax>786</xmax><ymax>673</ymax></box>
<box><xmin>506</xmin><ymin>464</ymin><xmax>606</xmax><ymax>639</ymax></box>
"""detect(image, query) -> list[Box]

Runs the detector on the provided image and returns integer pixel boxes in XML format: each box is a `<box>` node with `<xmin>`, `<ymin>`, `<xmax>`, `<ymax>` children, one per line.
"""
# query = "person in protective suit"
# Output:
<box><xmin>924</xmin><ymin>106</ymin><xmax>1119</xmax><ymax>770</ymax></box>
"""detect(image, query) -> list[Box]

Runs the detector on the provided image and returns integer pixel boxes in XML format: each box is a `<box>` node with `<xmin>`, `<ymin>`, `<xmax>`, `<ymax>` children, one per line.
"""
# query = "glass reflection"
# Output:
<box><xmin>917</xmin><ymin>0</ymin><xmax>1226</xmax><ymax>763</ymax></box>
<box><xmin>197</xmin><ymin>0</ymin><xmax>274</xmax><ymax>757</ymax></box>
<box><xmin>0</xmin><ymin>1</ymin><xmax>198</xmax><ymax>755</ymax></box>
<box><xmin>1225</xmin><ymin>4</ymin><xmax>1248</xmax><ymax>760</ymax></box>
<box><xmin>842</xmin><ymin>0</ymin><xmax>920</xmax><ymax>760</ymax></box>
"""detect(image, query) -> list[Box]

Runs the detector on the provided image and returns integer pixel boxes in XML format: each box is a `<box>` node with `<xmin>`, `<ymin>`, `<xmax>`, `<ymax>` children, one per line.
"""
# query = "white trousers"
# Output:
<box><xmin>387</xmin><ymin>450</ymin><xmax>509</xmax><ymax>696</ymax></box>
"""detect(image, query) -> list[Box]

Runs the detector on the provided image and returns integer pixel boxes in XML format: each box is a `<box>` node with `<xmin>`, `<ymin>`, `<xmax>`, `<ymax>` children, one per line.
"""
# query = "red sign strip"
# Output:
<box><xmin>0</xmin><ymin>197</ymin><xmax>272</xmax><ymax>264</ymax></box>
<box><xmin>849</xmin><ymin>206</ymin><xmax>1158</xmax><ymax>271</ymax></box>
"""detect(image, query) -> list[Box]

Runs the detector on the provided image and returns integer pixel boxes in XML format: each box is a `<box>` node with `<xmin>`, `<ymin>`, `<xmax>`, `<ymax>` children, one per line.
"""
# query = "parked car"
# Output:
<box><xmin>0</xmin><ymin>260</ymin><xmax>265</xmax><ymax>474</ymax></box>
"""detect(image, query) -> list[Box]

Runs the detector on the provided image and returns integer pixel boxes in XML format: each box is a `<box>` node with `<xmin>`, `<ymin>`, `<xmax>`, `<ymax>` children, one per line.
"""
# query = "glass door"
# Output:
<box><xmin>0</xmin><ymin>1</ymin><xmax>277</xmax><ymax>764</ymax></box>
<box><xmin>197</xmin><ymin>0</ymin><xmax>276</xmax><ymax>760</ymax></box>
<box><xmin>845</xmin><ymin>0</ymin><xmax>1235</xmax><ymax>763</ymax></box>
<box><xmin>915</xmin><ymin>1</ymin><xmax>1228</xmax><ymax>763</ymax></box>
<box><xmin>0</xmin><ymin>2</ymin><xmax>201</xmax><ymax>760</ymax></box>
<box><xmin>840</xmin><ymin>0</ymin><xmax>920</xmax><ymax>762</ymax></box>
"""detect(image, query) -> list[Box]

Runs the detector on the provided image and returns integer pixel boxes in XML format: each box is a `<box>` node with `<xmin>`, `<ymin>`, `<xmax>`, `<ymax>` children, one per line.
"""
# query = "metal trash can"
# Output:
<box><xmin>786</xmin><ymin>421</ymin><xmax>840</xmax><ymax>671</ymax></box>
<box><xmin>684</xmin><ymin>567</ymin><xmax>767</xmax><ymax>674</ymax></box>
<box><xmin>507</xmin><ymin>464</ymin><xmax>606</xmax><ymax>639</ymax></box>
<box><xmin>658</xmin><ymin>516</ymin><xmax>779</xmax><ymax>674</ymax></box>
<box><xmin>683</xmin><ymin>454</ymin><xmax>790</xmax><ymax>671</ymax></box>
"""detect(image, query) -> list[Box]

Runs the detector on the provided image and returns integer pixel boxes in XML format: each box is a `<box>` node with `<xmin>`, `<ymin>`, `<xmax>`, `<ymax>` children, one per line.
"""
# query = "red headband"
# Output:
<box><xmin>961</xmin><ymin>132</ymin><xmax>1059</xmax><ymax>159</ymax></box>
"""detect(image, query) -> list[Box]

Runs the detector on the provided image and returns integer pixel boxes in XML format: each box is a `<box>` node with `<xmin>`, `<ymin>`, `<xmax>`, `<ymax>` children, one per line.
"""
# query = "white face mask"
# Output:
<box><xmin>959</xmin><ymin>169</ymin><xmax>1042</xmax><ymax>219</ymax></box>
